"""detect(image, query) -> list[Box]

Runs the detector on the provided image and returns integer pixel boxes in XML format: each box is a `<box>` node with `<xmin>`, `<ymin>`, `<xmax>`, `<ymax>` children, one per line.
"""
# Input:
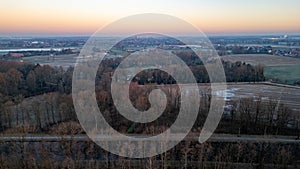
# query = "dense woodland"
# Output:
<box><xmin>0</xmin><ymin>56</ymin><xmax>298</xmax><ymax>168</ymax></box>
<box><xmin>0</xmin><ymin>58</ymin><xmax>297</xmax><ymax>137</ymax></box>
<box><xmin>0</xmin><ymin>139</ymin><xmax>299</xmax><ymax>169</ymax></box>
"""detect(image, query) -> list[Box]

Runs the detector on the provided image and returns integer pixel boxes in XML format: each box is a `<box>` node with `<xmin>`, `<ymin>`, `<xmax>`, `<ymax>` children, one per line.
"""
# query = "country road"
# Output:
<box><xmin>0</xmin><ymin>134</ymin><xmax>299</xmax><ymax>143</ymax></box>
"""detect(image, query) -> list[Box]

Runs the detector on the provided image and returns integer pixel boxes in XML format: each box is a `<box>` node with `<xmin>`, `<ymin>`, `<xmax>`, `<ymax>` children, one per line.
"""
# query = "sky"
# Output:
<box><xmin>0</xmin><ymin>0</ymin><xmax>299</xmax><ymax>36</ymax></box>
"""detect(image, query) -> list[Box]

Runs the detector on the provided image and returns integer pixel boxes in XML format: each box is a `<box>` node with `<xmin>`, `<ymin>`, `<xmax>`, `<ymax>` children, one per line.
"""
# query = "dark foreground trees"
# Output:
<box><xmin>0</xmin><ymin>139</ymin><xmax>299</xmax><ymax>169</ymax></box>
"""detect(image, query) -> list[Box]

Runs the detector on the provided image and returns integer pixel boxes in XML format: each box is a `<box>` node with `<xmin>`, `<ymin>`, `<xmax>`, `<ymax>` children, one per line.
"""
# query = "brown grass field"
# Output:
<box><xmin>221</xmin><ymin>54</ymin><xmax>300</xmax><ymax>66</ymax></box>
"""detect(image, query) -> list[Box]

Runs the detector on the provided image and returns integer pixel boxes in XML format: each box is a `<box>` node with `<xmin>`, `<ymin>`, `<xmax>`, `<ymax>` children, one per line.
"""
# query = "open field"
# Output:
<box><xmin>23</xmin><ymin>54</ymin><xmax>78</xmax><ymax>69</ymax></box>
<box><xmin>213</xmin><ymin>83</ymin><xmax>300</xmax><ymax>112</ymax></box>
<box><xmin>221</xmin><ymin>54</ymin><xmax>300</xmax><ymax>66</ymax></box>
<box><xmin>265</xmin><ymin>65</ymin><xmax>300</xmax><ymax>84</ymax></box>
<box><xmin>221</xmin><ymin>54</ymin><xmax>300</xmax><ymax>84</ymax></box>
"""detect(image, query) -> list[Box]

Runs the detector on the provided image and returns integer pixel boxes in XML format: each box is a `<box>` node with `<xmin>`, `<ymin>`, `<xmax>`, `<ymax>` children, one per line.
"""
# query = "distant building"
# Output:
<box><xmin>9</xmin><ymin>53</ymin><xmax>24</xmax><ymax>58</ymax></box>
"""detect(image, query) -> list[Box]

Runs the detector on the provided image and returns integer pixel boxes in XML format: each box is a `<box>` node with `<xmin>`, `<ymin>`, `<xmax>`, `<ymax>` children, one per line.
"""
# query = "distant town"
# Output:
<box><xmin>0</xmin><ymin>35</ymin><xmax>299</xmax><ymax>62</ymax></box>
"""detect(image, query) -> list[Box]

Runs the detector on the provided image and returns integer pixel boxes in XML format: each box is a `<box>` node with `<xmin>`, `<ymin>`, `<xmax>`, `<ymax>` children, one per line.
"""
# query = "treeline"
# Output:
<box><xmin>0</xmin><ymin>61</ymin><xmax>72</xmax><ymax>99</ymax></box>
<box><xmin>0</xmin><ymin>61</ymin><xmax>75</xmax><ymax>132</ymax></box>
<box><xmin>96</xmin><ymin>52</ymin><xmax>265</xmax><ymax>85</ymax></box>
<box><xmin>223</xmin><ymin>61</ymin><xmax>265</xmax><ymax>82</ymax></box>
<box><xmin>128</xmin><ymin>61</ymin><xmax>265</xmax><ymax>84</ymax></box>
<box><xmin>0</xmin><ymin>138</ymin><xmax>299</xmax><ymax>168</ymax></box>
<box><xmin>221</xmin><ymin>98</ymin><xmax>299</xmax><ymax>136</ymax></box>
<box><xmin>0</xmin><ymin>54</ymin><xmax>265</xmax><ymax>100</ymax></box>
<box><xmin>0</xmin><ymin>93</ymin><xmax>77</xmax><ymax>132</ymax></box>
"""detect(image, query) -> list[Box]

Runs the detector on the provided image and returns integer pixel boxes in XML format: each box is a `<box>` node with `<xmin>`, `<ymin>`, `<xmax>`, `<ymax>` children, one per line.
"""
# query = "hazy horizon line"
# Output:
<box><xmin>1</xmin><ymin>31</ymin><xmax>300</xmax><ymax>38</ymax></box>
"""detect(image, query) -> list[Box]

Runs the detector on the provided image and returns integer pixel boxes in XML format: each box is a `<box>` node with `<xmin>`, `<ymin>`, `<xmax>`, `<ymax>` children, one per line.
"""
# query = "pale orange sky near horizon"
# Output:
<box><xmin>0</xmin><ymin>0</ymin><xmax>299</xmax><ymax>36</ymax></box>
